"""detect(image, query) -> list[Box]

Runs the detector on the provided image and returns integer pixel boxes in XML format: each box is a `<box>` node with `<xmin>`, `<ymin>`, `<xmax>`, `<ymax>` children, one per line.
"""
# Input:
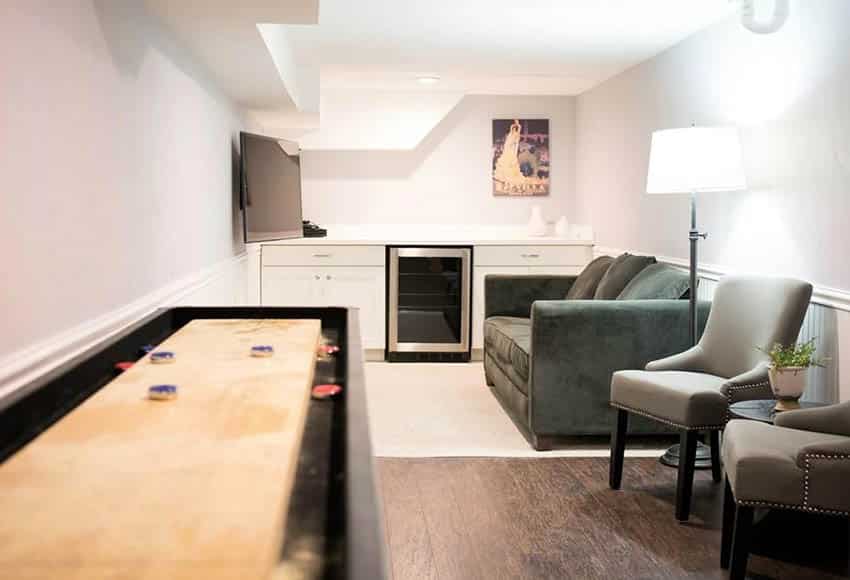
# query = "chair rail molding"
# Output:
<box><xmin>0</xmin><ymin>252</ymin><xmax>251</xmax><ymax>404</ymax></box>
<box><xmin>593</xmin><ymin>246</ymin><xmax>850</xmax><ymax>313</ymax></box>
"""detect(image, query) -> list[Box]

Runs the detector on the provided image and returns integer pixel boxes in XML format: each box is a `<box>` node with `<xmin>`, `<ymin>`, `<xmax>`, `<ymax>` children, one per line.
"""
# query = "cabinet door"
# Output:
<box><xmin>261</xmin><ymin>267</ymin><xmax>325</xmax><ymax>306</ymax></box>
<box><xmin>320</xmin><ymin>267</ymin><xmax>386</xmax><ymax>349</ymax></box>
<box><xmin>472</xmin><ymin>266</ymin><xmax>528</xmax><ymax>349</ymax></box>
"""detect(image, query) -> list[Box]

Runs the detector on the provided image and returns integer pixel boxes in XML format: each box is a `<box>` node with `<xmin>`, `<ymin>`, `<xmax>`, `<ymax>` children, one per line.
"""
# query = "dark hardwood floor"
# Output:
<box><xmin>378</xmin><ymin>457</ymin><xmax>849</xmax><ymax>580</ymax></box>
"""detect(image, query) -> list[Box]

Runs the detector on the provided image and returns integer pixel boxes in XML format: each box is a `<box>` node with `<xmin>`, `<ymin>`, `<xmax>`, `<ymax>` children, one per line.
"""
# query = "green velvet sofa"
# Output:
<box><xmin>483</xmin><ymin>258</ymin><xmax>711</xmax><ymax>450</ymax></box>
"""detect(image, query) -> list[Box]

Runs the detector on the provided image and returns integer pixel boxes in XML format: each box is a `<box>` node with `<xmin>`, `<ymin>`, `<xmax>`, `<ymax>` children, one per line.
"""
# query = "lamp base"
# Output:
<box><xmin>659</xmin><ymin>441</ymin><xmax>713</xmax><ymax>469</ymax></box>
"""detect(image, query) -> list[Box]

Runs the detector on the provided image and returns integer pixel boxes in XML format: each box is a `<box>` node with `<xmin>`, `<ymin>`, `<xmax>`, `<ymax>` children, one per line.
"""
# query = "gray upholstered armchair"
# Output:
<box><xmin>609</xmin><ymin>276</ymin><xmax>813</xmax><ymax>521</ymax></box>
<box><xmin>721</xmin><ymin>402</ymin><xmax>850</xmax><ymax>579</ymax></box>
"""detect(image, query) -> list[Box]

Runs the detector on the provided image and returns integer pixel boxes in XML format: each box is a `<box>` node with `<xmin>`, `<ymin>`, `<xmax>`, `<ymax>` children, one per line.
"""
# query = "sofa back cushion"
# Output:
<box><xmin>594</xmin><ymin>253</ymin><xmax>657</xmax><ymax>299</ymax></box>
<box><xmin>565</xmin><ymin>255</ymin><xmax>614</xmax><ymax>299</ymax></box>
<box><xmin>617</xmin><ymin>263</ymin><xmax>690</xmax><ymax>300</ymax></box>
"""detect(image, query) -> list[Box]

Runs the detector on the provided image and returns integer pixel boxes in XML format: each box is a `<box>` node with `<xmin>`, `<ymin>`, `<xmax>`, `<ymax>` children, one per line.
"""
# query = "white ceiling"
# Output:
<box><xmin>282</xmin><ymin>0</ymin><xmax>735</xmax><ymax>96</ymax></box>
<box><xmin>146</xmin><ymin>0</ymin><xmax>737</xmax><ymax>148</ymax></box>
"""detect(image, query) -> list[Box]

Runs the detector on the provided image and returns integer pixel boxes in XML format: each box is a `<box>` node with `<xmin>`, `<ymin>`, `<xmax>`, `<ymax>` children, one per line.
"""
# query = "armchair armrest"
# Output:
<box><xmin>645</xmin><ymin>345</ymin><xmax>706</xmax><ymax>372</ymax></box>
<box><xmin>527</xmin><ymin>299</ymin><xmax>710</xmax><ymax>435</ymax></box>
<box><xmin>484</xmin><ymin>275</ymin><xmax>576</xmax><ymax>319</ymax></box>
<box><xmin>795</xmin><ymin>436</ymin><xmax>850</xmax><ymax>514</ymax></box>
<box><xmin>721</xmin><ymin>364</ymin><xmax>772</xmax><ymax>405</ymax></box>
<box><xmin>796</xmin><ymin>439</ymin><xmax>850</xmax><ymax>462</ymax></box>
<box><xmin>776</xmin><ymin>401</ymin><xmax>850</xmax><ymax>437</ymax></box>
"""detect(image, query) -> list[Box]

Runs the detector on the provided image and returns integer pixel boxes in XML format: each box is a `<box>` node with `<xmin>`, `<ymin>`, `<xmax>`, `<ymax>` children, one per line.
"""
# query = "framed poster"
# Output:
<box><xmin>492</xmin><ymin>119</ymin><xmax>550</xmax><ymax>196</ymax></box>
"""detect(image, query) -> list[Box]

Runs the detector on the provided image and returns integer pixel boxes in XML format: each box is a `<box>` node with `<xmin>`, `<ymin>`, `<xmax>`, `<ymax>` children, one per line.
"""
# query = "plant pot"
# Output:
<box><xmin>768</xmin><ymin>366</ymin><xmax>808</xmax><ymax>411</ymax></box>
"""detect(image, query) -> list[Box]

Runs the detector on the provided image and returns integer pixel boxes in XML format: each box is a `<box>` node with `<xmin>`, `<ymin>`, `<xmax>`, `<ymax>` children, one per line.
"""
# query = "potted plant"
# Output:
<box><xmin>760</xmin><ymin>338</ymin><xmax>827</xmax><ymax>411</ymax></box>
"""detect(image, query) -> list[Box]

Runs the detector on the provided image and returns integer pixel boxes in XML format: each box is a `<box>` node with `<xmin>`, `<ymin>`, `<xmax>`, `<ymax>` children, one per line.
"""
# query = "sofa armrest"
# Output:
<box><xmin>527</xmin><ymin>299</ymin><xmax>711</xmax><ymax>435</ymax></box>
<box><xmin>484</xmin><ymin>275</ymin><xmax>576</xmax><ymax>319</ymax></box>
<box><xmin>776</xmin><ymin>401</ymin><xmax>850</xmax><ymax>437</ymax></box>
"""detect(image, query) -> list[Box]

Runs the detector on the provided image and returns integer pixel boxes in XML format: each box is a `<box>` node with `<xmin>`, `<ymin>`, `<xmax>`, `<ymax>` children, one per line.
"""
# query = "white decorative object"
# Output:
<box><xmin>739</xmin><ymin>0</ymin><xmax>789</xmax><ymax>35</ymax></box>
<box><xmin>554</xmin><ymin>216</ymin><xmax>569</xmax><ymax>238</ymax></box>
<box><xmin>768</xmin><ymin>366</ymin><xmax>808</xmax><ymax>411</ymax></box>
<box><xmin>527</xmin><ymin>205</ymin><xmax>547</xmax><ymax>237</ymax></box>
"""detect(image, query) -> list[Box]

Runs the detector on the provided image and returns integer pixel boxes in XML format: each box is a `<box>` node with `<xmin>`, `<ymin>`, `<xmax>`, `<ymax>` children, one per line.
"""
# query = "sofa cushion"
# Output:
<box><xmin>565</xmin><ymin>255</ymin><xmax>614</xmax><ymax>299</ymax></box>
<box><xmin>617</xmin><ymin>263</ymin><xmax>690</xmax><ymax>300</ymax></box>
<box><xmin>594</xmin><ymin>253</ymin><xmax>657</xmax><ymax>299</ymax></box>
<box><xmin>483</xmin><ymin>316</ymin><xmax>531</xmax><ymax>393</ymax></box>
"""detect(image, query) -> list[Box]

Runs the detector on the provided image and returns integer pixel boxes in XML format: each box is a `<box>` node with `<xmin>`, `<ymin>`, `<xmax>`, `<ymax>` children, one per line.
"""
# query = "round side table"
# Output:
<box><xmin>729</xmin><ymin>399</ymin><xmax>827</xmax><ymax>424</ymax></box>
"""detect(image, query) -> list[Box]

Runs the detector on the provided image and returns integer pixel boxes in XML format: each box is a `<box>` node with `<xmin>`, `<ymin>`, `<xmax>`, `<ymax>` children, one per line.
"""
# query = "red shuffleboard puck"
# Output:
<box><xmin>311</xmin><ymin>384</ymin><xmax>342</xmax><ymax>400</ymax></box>
<box><xmin>114</xmin><ymin>361</ymin><xmax>134</xmax><ymax>373</ymax></box>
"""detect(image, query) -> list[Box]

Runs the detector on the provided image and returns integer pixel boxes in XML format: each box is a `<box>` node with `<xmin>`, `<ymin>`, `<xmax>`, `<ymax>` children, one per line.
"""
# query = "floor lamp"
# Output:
<box><xmin>645</xmin><ymin>126</ymin><xmax>747</xmax><ymax>468</ymax></box>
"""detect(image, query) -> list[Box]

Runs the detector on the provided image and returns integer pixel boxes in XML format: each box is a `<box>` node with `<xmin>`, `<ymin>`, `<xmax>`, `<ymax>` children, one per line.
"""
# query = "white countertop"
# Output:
<box><xmin>253</xmin><ymin>224</ymin><xmax>595</xmax><ymax>247</ymax></box>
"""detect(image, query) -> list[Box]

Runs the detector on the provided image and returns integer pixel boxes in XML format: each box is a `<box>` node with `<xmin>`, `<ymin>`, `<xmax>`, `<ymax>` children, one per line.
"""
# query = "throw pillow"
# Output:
<box><xmin>565</xmin><ymin>255</ymin><xmax>614</xmax><ymax>299</ymax></box>
<box><xmin>617</xmin><ymin>263</ymin><xmax>690</xmax><ymax>300</ymax></box>
<box><xmin>593</xmin><ymin>253</ymin><xmax>657</xmax><ymax>299</ymax></box>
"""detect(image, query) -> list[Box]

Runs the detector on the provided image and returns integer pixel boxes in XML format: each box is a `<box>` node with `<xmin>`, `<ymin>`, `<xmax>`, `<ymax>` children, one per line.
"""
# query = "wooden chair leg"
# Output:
<box><xmin>710</xmin><ymin>430</ymin><xmax>722</xmax><ymax>483</ymax></box>
<box><xmin>720</xmin><ymin>478</ymin><xmax>735</xmax><ymax>569</ymax></box>
<box><xmin>609</xmin><ymin>409</ymin><xmax>629</xmax><ymax>490</ymax></box>
<box><xmin>675</xmin><ymin>430</ymin><xmax>698</xmax><ymax>521</ymax></box>
<box><xmin>729</xmin><ymin>503</ymin><xmax>754</xmax><ymax>579</ymax></box>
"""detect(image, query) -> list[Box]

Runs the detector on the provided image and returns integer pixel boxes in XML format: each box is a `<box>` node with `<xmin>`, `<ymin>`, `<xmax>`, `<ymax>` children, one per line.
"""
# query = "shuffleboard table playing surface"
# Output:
<box><xmin>0</xmin><ymin>318</ymin><xmax>322</xmax><ymax>579</ymax></box>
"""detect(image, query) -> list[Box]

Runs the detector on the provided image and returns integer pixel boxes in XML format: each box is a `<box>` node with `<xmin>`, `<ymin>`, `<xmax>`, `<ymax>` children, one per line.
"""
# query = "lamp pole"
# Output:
<box><xmin>689</xmin><ymin>192</ymin><xmax>707</xmax><ymax>345</ymax></box>
<box><xmin>660</xmin><ymin>193</ymin><xmax>711</xmax><ymax>469</ymax></box>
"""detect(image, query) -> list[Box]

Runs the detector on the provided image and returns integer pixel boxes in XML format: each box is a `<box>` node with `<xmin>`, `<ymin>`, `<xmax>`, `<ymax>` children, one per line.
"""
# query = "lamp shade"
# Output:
<box><xmin>646</xmin><ymin>127</ymin><xmax>747</xmax><ymax>194</ymax></box>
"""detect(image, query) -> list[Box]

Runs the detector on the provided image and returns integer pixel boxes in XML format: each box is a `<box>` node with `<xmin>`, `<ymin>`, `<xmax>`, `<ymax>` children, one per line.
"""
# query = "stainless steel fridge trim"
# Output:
<box><xmin>388</xmin><ymin>247</ymin><xmax>471</xmax><ymax>354</ymax></box>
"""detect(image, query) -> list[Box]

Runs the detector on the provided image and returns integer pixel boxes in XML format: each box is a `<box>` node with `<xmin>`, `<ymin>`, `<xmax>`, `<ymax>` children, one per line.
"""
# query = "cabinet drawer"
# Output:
<box><xmin>474</xmin><ymin>245</ymin><xmax>591</xmax><ymax>267</ymax></box>
<box><xmin>262</xmin><ymin>245</ymin><xmax>384</xmax><ymax>267</ymax></box>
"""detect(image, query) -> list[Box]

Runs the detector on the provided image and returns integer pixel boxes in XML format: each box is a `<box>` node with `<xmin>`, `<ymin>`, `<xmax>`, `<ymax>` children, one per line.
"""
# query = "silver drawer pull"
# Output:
<box><xmin>312</xmin><ymin>253</ymin><xmax>332</xmax><ymax>258</ymax></box>
<box><xmin>522</xmin><ymin>253</ymin><xmax>541</xmax><ymax>258</ymax></box>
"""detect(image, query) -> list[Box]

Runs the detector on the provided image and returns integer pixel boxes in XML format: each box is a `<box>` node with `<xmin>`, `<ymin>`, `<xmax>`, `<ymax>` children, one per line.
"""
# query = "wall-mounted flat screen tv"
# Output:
<box><xmin>240</xmin><ymin>131</ymin><xmax>302</xmax><ymax>243</ymax></box>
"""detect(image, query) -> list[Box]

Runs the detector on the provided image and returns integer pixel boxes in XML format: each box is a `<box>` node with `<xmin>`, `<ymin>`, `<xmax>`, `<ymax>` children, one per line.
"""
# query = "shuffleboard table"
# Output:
<box><xmin>0</xmin><ymin>307</ymin><xmax>386</xmax><ymax>580</ymax></box>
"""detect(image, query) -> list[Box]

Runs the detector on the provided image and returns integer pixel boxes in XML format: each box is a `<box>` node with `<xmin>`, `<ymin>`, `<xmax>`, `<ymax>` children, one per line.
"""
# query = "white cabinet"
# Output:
<box><xmin>319</xmin><ymin>267</ymin><xmax>385</xmax><ymax>349</ymax></box>
<box><xmin>259</xmin><ymin>241</ymin><xmax>593</xmax><ymax>355</ymax></box>
<box><xmin>261</xmin><ymin>267</ymin><xmax>328</xmax><ymax>307</ymax></box>
<box><xmin>261</xmin><ymin>246</ymin><xmax>386</xmax><ymax>350</ymax></box>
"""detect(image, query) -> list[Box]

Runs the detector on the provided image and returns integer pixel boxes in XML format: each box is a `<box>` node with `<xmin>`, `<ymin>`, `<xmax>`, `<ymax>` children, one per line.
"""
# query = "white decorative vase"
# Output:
<box><xmin>555</xmin><ymin>216</ymin><xmax>569</xmax><ymax>237</ymax></box>
<box><xmin>768</xmin><ymin>366</ymin><xmax>808</xmax><ymax>411</ymax></box>
<box><xmin>527</xmin><ymin>205</ymin><xmax>547</xmax><ymax>237</ymax></box>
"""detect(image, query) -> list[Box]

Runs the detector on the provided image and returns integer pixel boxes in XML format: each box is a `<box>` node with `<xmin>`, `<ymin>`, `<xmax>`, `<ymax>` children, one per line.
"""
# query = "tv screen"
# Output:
<box><xmin>240</xmin><ymin>132</ymin><xmax>302</xmax><ymax>243</ymax></box>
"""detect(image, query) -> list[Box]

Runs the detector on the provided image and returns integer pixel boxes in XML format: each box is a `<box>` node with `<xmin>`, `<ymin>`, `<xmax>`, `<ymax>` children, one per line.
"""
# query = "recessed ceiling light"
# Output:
<box><xmin>416</xmin><ymin>75</ymin><xmax>441</xmax><ymax>85</ymax></box>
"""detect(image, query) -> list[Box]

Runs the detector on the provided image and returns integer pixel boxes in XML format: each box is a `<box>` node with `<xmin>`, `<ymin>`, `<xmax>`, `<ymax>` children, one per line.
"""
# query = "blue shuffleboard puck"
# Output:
<box><xmin>150</xmin><ymin>351</ymin><xmax>176</xmax><ymax>364</ymax></box>
<box><xmin>148</xmin><ymin>384</ymin><xmax>178</xmax><ymax>401</ymax></box>
<box><xmin>251</xmin><ymin>345</ymin><xmax>274</xmax><ymax>358</ymax></box>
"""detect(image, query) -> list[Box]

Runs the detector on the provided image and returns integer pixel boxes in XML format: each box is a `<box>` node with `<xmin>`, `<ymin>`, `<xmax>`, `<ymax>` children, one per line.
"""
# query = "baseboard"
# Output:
<box><xmin>0</xmin><ymin>252</ymin><xmax>248</xmax><ymax>403</ymax></box>
<box><xmin>594</xmin><ymin>245</ymin><xmax>850</xmax><ymax>313</ymax></box>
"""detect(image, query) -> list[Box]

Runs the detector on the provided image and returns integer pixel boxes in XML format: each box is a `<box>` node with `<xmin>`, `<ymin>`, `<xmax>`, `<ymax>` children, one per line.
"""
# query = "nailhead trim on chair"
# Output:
<box><xmin>737</xmin><ymin>499</ymin><xmax>849</xmax><ymax>517</ymax></box>
<box><xmin>734</xmin><ymin>452</ymin><xmax>850</xmax><ymax>517</ymax></box>
<box><xmin>725</xmin><ymin>380</ymin><xmax>771</xmax><ymax>421</ymax></box>
<box><xmin>609</xmin><ymin>402</ymin><xmax>725</xmax><ymax>431</ymax></box>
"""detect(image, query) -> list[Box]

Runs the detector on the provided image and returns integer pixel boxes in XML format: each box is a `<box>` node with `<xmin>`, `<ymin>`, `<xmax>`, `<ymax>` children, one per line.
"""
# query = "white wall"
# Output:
<box><xmin>575</xmin><ymin>0</ymin><xmax>850</xmax><ymax>401</ymax></box>
<box><xmin>0</xmin><ymin>1</ymin><xmax>244</xmax><ymax>363</ymax></box>
<box><xmin>299</xmin><ymin>94</ymin><xmax>576</xmax><ymax>225</ymax></box>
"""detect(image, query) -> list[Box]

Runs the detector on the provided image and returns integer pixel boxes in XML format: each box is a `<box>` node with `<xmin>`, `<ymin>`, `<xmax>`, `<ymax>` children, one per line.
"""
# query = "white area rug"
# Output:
<box><xmin>365</xmin><ymin>362</ymin><xmax>668</xmax><ymax>458</ymax></box>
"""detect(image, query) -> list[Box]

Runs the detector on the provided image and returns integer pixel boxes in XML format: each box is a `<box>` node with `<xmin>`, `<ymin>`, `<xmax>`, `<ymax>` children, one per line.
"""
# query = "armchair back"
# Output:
<box><xmin>698</xmin><ymin>276</ymin><xmax>812</xmax><ymax>379</ymax></box>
